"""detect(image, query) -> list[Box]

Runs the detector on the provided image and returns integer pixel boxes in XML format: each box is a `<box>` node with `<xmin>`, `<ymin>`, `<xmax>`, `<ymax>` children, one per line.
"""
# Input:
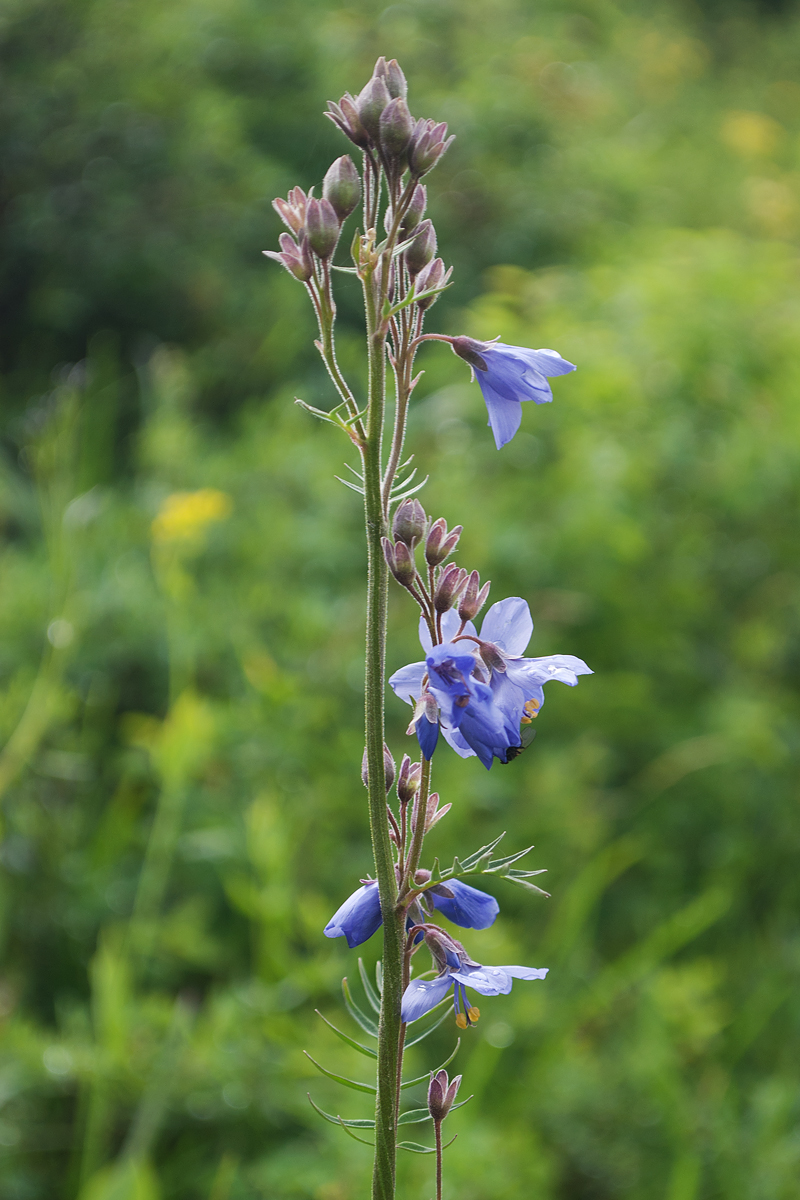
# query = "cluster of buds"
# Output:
<box><xmin>383</xmin><ymin>499</ymin><xmax>490</xmax><ymax>628</ymax></box>
<box><xmin>266</xmin><ymin>156</ymin><xmax>362</xmax><ymax>279</ymax></box>
<box><xmin>326</xmin><ymin>58</ymin><xmax>453</xmax><ymax>182</ymax></box>
<box><xmin>396</xmin><ymin>753</ymin><xmax>422</xmax><ymax>804</ymax></box>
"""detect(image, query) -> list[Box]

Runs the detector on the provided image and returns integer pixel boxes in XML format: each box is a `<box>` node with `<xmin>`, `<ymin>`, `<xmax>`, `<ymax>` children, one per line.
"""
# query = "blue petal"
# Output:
<box><xmin>430</xmin><ymin>880</ymin><xmax>499</xmax><ymax>929</ymax></box>
<box><xmin>519</xmin><ymin>348</ymin><xmax>576</xmax><ymax>377</ymax></box>
<box><xmin>502</xmin><ymin>965</ymin><xmax>550</xmax><ymax>981</ymax></box>
<box><xmin>324</xmin><ymin>882</ymin><xmax>383</xmax><ymax>949</ymax></box>
<box><xmin>388</xmin><ymin>661</ymin><xmax>427</xmax><ymax>705</ymax></box>
<box><xmin>419</xmin><ymin>610</ymin><xmax>473</xmax><ymax>653</ymax></box>
<box><xmin>456</xmin><ymin>680</ymin><xmax>518</xmax><ymax>769</ymax></box>
<box><xmin>450</xmin><ymin>964</ymin><xmax>513</xmax><ymax>996</ymax></box>
<box><xmin>475</xmin><ymin>376</ymin><xmax>523</xmax><ymax>449</ymax></box>
<box><xmin>401</xmin><ymin>973</ymin><xmax>453</xmax><ymax>1023</ymax></box>
<box><xmin>479</xmin><ymin>597</ymin><xmax>533</xmax><ymax>656</ymax></box>
<box><xmin>440</xmin><ymin>724</ymin><xmax>476</xmax><ymax>759</ymax></box>
<box><xmin>505</xmin><ymin>653</ymin><xmax>593</xmax><ymax>691</ymax></box>
<box><xmin>416</xmin><ymin>714</ymin><xmax>439</xmax><ymax>760</ymax></box>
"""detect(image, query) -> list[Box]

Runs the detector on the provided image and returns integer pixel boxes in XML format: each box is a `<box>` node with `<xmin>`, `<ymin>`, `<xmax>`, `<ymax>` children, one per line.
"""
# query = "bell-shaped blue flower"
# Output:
<box><xmin>324</xmin><ymin>878</ymin><xmax>500</xmax><ymax>948</ymax></box>
<box><xmin>402</xmin><ymin>945</ymin><xmax>548</xmax><ymax>1024</ymax></box>
<box><xmin>451</xmin><ymin>336</ymin><xmax>575</xmax><ymax>449</ymax></box>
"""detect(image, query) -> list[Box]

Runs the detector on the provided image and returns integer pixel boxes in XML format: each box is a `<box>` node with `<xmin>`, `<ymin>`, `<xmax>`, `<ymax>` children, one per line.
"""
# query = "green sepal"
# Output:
<box><xmin>314</xmin><ymin>1010</ymin><xmax>377</xmax><ymax>1059</ymax></box>
<box><xmin>307</xmin><ymin>1094</ymin><xmax>375</xmax><ymax>1129</ymax></box>
<box><xmin>358</xmin><ymin>958</ymin><xmax>381</xmax><ymax>1013</ymax></box>
<box><xmin>303</xmin><ymin>1051</ymin><xmax>376</xmax><ymax>1093</ymax></box>
<box><xmin>342</xmin><ymin>978</ymin><xmax>378</xmax><ymax>1037</ymax></box>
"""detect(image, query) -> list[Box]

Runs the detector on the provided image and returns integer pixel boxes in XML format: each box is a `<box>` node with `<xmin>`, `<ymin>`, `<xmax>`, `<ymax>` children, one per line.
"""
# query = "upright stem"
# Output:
<box><xmin>362</xmin><ymin>272</ymin><xmax>402</xmax><ymax>1200</ymax></box>
<box><xmin>435</xmin><ymin>1120</ymin><xmax>444</xmax><ymax>1200</ymax></box>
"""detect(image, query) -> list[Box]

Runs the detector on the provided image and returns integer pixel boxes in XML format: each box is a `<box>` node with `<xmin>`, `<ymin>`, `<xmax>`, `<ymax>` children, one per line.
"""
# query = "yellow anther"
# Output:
<box><xmin>523</xmin><ymin>699</ymin><xmax>540</xmax><ymax>719</ymax></box>
<box><xmin>455</xmin><ymin>1013</ymin><xmax>468</xmax><ymax>1030</ymax></box>
<box><xmin>467</xmin><ymin>1007</ymin><xmax>480</xmax><ymax>1024</ymax></box>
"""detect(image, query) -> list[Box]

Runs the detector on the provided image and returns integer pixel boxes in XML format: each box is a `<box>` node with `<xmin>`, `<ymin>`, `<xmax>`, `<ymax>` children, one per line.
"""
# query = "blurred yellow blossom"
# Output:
<box><xmin>151</xmin><ymin>488</ymin><xmax>232</xmax><ymax>544</ymax></box>
<box><xmin>721</xmin><ymin>110</ymin><xmax>783</xmax><ymax>157</ymax></box>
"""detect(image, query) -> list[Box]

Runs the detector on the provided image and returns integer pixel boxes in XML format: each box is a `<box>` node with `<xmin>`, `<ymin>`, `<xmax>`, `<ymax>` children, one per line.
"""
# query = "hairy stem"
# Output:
<box><xmin>435</xmin><ymin>1120</ymin><xmax>443</xmax><ymax>1200</ymax></box>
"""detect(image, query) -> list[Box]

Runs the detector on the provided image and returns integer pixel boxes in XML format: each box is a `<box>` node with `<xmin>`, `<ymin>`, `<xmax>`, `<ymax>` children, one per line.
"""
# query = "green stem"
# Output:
<box><xmin>435</xmin><ymin>1120</ymin><xmax>443</xmax><ymax>1200</ymax></box>
<box><xmin>363</xmin><ymin>274</ymin><xmax>402</xmax><ymax>1200</ymax></box>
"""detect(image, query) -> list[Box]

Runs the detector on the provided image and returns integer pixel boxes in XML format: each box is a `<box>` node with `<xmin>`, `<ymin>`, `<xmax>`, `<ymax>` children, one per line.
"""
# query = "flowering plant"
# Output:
<box><xmin>266</xmin><ymin>57</ymin><xmax>589</xmax><ymax>1200</ymax></box>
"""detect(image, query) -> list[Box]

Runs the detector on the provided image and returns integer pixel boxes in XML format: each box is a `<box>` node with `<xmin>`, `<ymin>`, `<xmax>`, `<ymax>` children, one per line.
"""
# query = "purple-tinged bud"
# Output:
<box><xmin>408</xmin><ymin>118</ymin><xmax>455</xmax><ymax>177</ymax></box>
<box><xmin>362</xmin><ymin>743</ymin><xmax>396</xmax><ymax>793</ymax></box>
<box><xmin>404</xmin><ymin>219</ymin><xmax>436</xmax><ymax>276</ymax></box>
<box><xmin>434</xmin><ymin>563</ymin><xmax>469</xmax><ymax>613</ymax></box>
<box><xmin>414</xmin><ymin>257</ymin><xmax>451</xmax><ymax>311</ymax></box>
<box><xmin>373</xmin><ymin>56</ymin><xmax>408</xmax><ymax>100</ymax></box>
<box><xmin>323</xmin><ymin>156</ymin><xmax>361</xmax><ymax>222</ymax></box>
<box><xmin>325</xmin><ymin>94</ymin><xmax>370</xmax><ymax>149</ymax></box>
<box><xmin>392</xmin><ymin>498</ymin><xmax>426</xmax><ymax>548</ymax></box>
<box><xmin>458</xmin><ymin>571</ymin><xmax>491</xmax><ymax>622</ymax></box>
<box><xmin>263</xmin><ymin>232</ymin><xmax>314</xmax><ymax>282</ymax></box>
<box><xmin>400</xmin><ymin>184</ymin><xmax>427</xmax><ymax>237</ymax></box>
<box><xmin>272</xmin><ymin>186</ymin><xmax>308</xmax><ymax>236</ymax></box>
<box><xmin>451</xmin><ymin>335</ymin><xmax>489</xmax><ymax>372</ymax></box>
<box><xmin>479</xmin><ymin>641</ymin><xmax>506</xmax><ymax>673</ymax></box>
<box><xmin>383</xmin><ymin>537</ymin><xmax>416</xmax><ymax>588</ymax></box>
<box><xmin>427</xmin><ymin>1069</ymin><xmax>462</xmax><ymax>1122</ymax></box>
<box><xmin>357</xmin><ymin>75</ymin><xmax>391</xmax><ymax>141</ymax></box>
<box><xmin>379</xmin><ymin>97</ymin><xmax>414</xmax><ymax>160</ymax></box>
<box><xmin>397</xmin><ymin>754</ymin><xmax>422</xmax><ymax>804</ymax></box>
<box><xmin>425</xmin><ymin>518</ymin><xmax>462</xmax><ymax>566</ymax></box>
<box><xmin>305</xmin><ymin>197</ymin><xmax>340</xmax><ymax>260</ymax></box>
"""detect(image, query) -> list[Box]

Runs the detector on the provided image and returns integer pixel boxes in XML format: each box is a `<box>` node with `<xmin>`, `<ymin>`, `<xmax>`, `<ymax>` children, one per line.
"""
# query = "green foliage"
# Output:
<box><xmin>1</xmin><ymin>0</ymin><xmax>800</xmax><ymax>1198</ymax></box>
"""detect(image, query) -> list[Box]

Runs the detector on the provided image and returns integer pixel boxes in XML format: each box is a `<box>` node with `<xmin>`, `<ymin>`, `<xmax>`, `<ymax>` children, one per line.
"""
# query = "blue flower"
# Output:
<box><xmin>451</xmin><ymin>336</ymin><xmax>575</xmax><ymax>449</ymax></box>
<box><xmin>324</xmin><ymin>878</ymin><xmax>499</xmax><ymax>948</ymax></box>
<box><xmin>388</xmin><ymin>600</ymin><xmax>592</xmax><ymax>769</ymax></box>
<box><xmin>401</xmin><ymin>944</ymin><xmax>548</xmax><ymax>1025</ymax></box>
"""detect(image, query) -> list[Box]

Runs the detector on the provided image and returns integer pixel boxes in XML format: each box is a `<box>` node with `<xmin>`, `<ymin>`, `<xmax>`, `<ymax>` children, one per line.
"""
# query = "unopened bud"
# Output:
<box><xmin>434</xmin><ymin>563</ymin><xmax>469</xmax><ymax>613</ymax></box>
<box><xmin>408</xmin><ymin>118</ymin><xmax>455</xmax><ymax>177</ymax></box>
<box><xmin>362</xmin><ymin>743</ymin><xmax>396</xmax><ymax>793</ymax></box>
<box><xmin>400</xmin><ymin>184</ymin><xmax>427</xmax><ymax>237</ymax></box>
<box><xmin>382</xmin><ymin>537</ymin><xmax>416</xmax><ymax>588</ymax></box>
<box><xmin>326</xmin><ymin>94</ymin><xmax>370</xmax><ymax>149</ymax></box>
<box><xmin>458</xmin><ymin>571</ymin><xmax>491</xmax><ymax>622</ymax></box>
<box><xmin>323</xmin><ymin>156</ymin><xmax>361</xmax><ymax>222</ymax></box>
<box><xmin>427</xmin><ymin>1069</ymin><xmax>462</xmax><ymax>1122</ymax></box>
<box><xmin>272</xmin><ymin>186</ymin><xmax>308</xmax><ymax>236</ymax></box>
<box><xmin>305</xmin><ymin>197</ymin><xmax>340</xmax><ymax>260</ymax></box>
<box><xmin>425</xmin><ymin>518</ymin><xmax>462</xmax><ymax>566</ymax></box>
<box><xmin>263</xmin><ymin>232</ymin><xmax>314</xmax><ymax>282</ymax></box>
<box><xmin>357</xmin><ymin>75</ymin><xmax>391</xmax><ymax>141</ymax></box>
<box><xmin>404</xmin><ymin>219</ymin><xmax>436</xmax><ymax>276</ymax></box>
<box><xmin>373</xmin><ymin>56</ymin><xmax>408</xmax><ymax>100</ymax></box>
<box><xmin>397</xmin><ymin>754</ymin><xmax>422</xmax><ymax>804</ymax></box>
<box><xmin>380</xmin><ymin>96</ymin><xmax>414</xmax><ymax>160</ymax></box>
<box><xmin>392</xmin><ymin>498</ymin><xmax>426</xmax><ymax>548</ymax></box>
<box><xmin>414</xmin><ymin>257</ymin><xmax>451</xmax><ymax>310</ymax></box>
<box><xmin>451</xmin><ymin>335</ymin><xmax>489</xmax><ymax>373</ymax></box>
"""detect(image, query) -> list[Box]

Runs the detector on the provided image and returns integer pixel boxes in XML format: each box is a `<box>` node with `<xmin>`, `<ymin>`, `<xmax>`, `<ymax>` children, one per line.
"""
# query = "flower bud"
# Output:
<box><xmin>404</xmin><ymin>219</ymin><xmax>436</xmax><ymax>276</ymax></box>
<box><xmin>392</xmin><ymin>498</ymin><xmax>426</xmax><ymax>549</ymax></box>
<box><xmin>325</xmin><ymin>94</ymin><xmax>371</xmax><ymax>149</ymax></box>
<box><xmin>425</xmin><ymin>518</ymin><xmax>462</xmax><ymax>566</ymax></box>
<box><xmin>357</xmin><ymin>75</ymin><xmax>391</xmax><ymax>141</ymax></box>
<box><xmin>373</xmin><ymin>56</ymin><xmax>408</xmax><ymax>100</ymax></box>
<box><xmin>382</xmin><ymin>537</ymin><xmax>416</xmax><ymax>588</ymax></box>
<box><xmin>379</xmin><ymin>97</ymin><xmax>414</xmax><ymax>160</ymax></box>
<box><xmin>305</xmin><ymin>197</ymin><xmax>340</xmax><ymax>260</ymax></box>
<box><xmin>414</xmin><ymin>257</ymin><xmax>451</xmax><ymax>310</ymax></box>
<box><xmin>396</xmin><ymin>754</ymin><xmax>422</xmax><ymax>804</ymax></box>
<box><xmin>272</xmin><ymin>186</ymin><xmax>308</xmax><ymax>236</ymax></box>
<box><xmin>362</xmin><ymin>743</ymin><xmax>396</xmax><ymax>793</ymax></box>
<box><xmin>263</xmin><ymin>232</ymin><xmax>314</xmax><ymax>283</ymax></box>
<box><xmin>427</xmin><ymin>1069</ymin><xmax>462</xmax><ymax>1122</ymax></box>
<box><xmin>323</xmin><ymin>156</ymin><xmax>361</xmax><ymax>222</ymax></box>
<box><xmin>458</xmin><ymin>571</ymin><xmax>491</xmax><ymax>622</ymax></box>
<box><xmin>451</xmin><ymin>335</ymin><xmax>489</xmax><ymax>373</ymax></box>
<box><xmin>399</xmin><ymin>184</ymin><xmax>427</xmax><ymax>238</ymax></box>
<box><xmin>434</xmin><ymin>563</ymin><xmax>469</xmax><ymax>613</ymax></box>
<box><xmin>408</xmin><ymin>118</ymin><xmax>455</xmax><ymax>177</ymax></box>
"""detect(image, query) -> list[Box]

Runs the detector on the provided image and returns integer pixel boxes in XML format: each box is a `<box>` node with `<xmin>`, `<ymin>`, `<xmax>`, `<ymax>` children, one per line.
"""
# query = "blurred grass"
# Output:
<box><xmin>1</xmin><ymin>0</ymin><xmax>800</xmax><ymax>1198</ymax></box>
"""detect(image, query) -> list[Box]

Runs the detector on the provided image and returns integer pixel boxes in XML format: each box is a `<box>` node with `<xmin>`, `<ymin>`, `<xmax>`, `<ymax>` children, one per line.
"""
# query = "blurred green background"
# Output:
<box><xmin>1</xmin><ymin>0</ymin><xmax>800</xmax><ymax>1197</ymax></box>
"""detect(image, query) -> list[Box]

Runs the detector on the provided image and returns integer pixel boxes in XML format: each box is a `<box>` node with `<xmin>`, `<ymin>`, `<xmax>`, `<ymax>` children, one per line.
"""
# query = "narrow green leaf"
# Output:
<box><xmin>398</xmin><ymin>1135</ymin><xmax>457</xmax><ymax>1154</ymax></box>
<box><xmin>307</xmin><ymin>1094</ymin><xmax>376</xmax><ymax>1128</ymax></box>
<box><xmin>375</xmin><ymin>960</ymin><xmax>383</xmax><ymax>996</ymax></box>
<box><xmin>429</xmin><ymin>858</ymin><xmax>441</xmax><ymax>883</ymax></box>
<box><xmin>303</xmin><ymin>1051</ymin><xmax>376</xmax><ymax>1093</ymax></box>
<box><xmin>342</xmin><ymin>978</ymin><xmax>378</xmax><ymax>1037</ymax></box>
<box><xmin>458</xmin><ymin>833</ymin><xmax>506</xmax><ymax>872</ymax></box>
<box><xmin>337</xmin><ymin>1115</ymin><xmax>375</xmax><ymax>1146</ymax></box>
<box><xmin>331</xmin><ymin>264</ymin><xmax>360</xmax><ymax>274</ymax></box>
<box><xmin>315</xmin><ymin>1010</ymin><xmax>377</xmax><ymax>1059</ymax></box>
<box><xmin>404</xmin><ymin>1004</ymin><xmax>452</xmax><ymax>1047</ymax></box>
<box><xmin>484</xmin><ymin>845</ymin><xmax>536</xmax><ymax>871</ymax></box>
<box><xmin>390</xmin><ymin>475</ymin><xmax>429</xmax><ymax>503</ymax></box>
<box><xmin>397</xmin><ymin>1107</ymin><xmax>432</xmax><ymax>1125</ymax></box>
<box><xmin>358</xmin><ymin>958</ymin><xmax>381</xmax><ymax>1013</ymax></box>
<box><xmin>506</xmin><ymin>876</ymin><xmax>550</xmax><ymax>895</ymax></box>
<box><xmin>400</xmin><ymin>1040</ymin><xmax>460</xmax><ymax>1090</ymax></box>
<box><xmin>334</xmin><ymin>475</ymin><xmax>366</xmax><ymax>495</ymax></box>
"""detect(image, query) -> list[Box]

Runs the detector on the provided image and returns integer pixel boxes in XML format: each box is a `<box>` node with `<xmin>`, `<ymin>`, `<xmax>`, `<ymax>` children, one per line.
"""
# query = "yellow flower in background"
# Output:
<box><xmin>721</xmin><ymin>110</ymin><xmax>783</xmax><ymax>158</ymax></box>
<box><xmin>151</xmin><ymin>488</ymin><xmax>232</xmax><ymax>544</ymax></box>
